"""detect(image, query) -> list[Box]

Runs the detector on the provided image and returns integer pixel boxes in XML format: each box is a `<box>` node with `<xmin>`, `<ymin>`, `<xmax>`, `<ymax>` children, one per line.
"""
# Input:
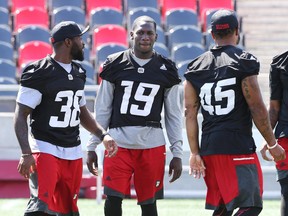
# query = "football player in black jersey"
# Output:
<box><xmin>14</xmin><ymin>21</ymin><xmax>118</xmax><ymax>216</ymax></box>
<box><xmin>260</xmin><ymin>51</ymin><xmax>288</xmax><ymax>216</ymax></box>
<box><xmin>86</xmin><ymin>16</ymin><xmax>183</xmax><ymax>216</ymax></box>
<box><xmin>184</xmin><ymin>9</ymin><xmax>285</xmax><ymax>216</ymax></box>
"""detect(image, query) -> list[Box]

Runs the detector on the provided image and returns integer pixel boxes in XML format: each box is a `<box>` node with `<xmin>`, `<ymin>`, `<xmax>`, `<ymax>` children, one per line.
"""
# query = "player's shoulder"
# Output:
<box><xmin>271</xmin><ymin>50</ymin><xmax>288</xmax><ymax>66</ymax></box>
<box><xmin>21</xmin><ymin>56</ymin><xmax>51</xmax><ymax>80</ymax></box>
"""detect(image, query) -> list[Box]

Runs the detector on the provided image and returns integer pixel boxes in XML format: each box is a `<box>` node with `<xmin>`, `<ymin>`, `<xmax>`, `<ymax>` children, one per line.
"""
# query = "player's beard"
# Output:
<box><xmin>71</xmin><ymin>43</ymin><xmax>84</xmax><ymax>61</ymax></box>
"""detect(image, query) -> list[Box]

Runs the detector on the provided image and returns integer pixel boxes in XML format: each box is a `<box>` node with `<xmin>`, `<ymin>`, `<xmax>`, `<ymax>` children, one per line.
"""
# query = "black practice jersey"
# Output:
<box><xmin>20</xmin><ymin>56</ymin><xmax>86</xmax><ymax>147</ymax></box>
<box><xmin>100</xmin><ymin>49</ymin><xmax>181</xmax><ymax>128</ymax></box>
<box><xmin>185</xmin><ymin>45</ymin><xmax>259</xmax><ymax>155</ymax></box>
<box><xmin>270</xmin><ymin>51</ymin><xmax>288</xmax><ymax>138</ymax></box>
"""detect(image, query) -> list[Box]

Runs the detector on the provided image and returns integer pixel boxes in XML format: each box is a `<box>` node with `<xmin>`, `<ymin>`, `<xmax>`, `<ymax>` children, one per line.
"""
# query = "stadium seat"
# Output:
<box><xmin>75</xmin><ymin>60</ymin><xmax>95</xmax><ymax>81</ymax></box>
<box><xmin>177</xmin><ymin>59</ymin><xmax>191</xmax><ymax>80</ymax></box>
<box><xmin>89</xmin><ymin>7</ymin><xmax>124</xmax><ymax>29</ymax></box>
<box><xmin>15</xmin><ymin>25</ymin><xmax>50</xmax><ymax>49</ymax></box>
<box><xmin>161</xmin><ymin>0</ymin><xmax>197</xmax><ymax>19</ymax></box>
<box><xmin>0</xmin><ymin>59</ymin><xmax>17</xmax><ymax>79</ymax></box>
<box><xmin>156</xmin><ymin>26</ymin><xmax>166</xmax><ymax>46</ymax></box>
<box><xmin>17</xmin><ymin>41</ymin><xmax>52</xmax><ymax>72</ymax></box>
<box><xmin>92</xmin><ymin>24</ymin><xmax>128</xmax><ymax>55</ymax></box>
<box><xmin>49</xmin><ymin>0</ymin><xmax>84</xmax><ymax>11</ymax></box>
<box><xmin>153</xmin><ymin>42</ymin><xmax>170</xmax><ymax>58</ymax></box>
<box><xmin>0</xmin><ymin>42</ymin><xmax>14</xmax><ymax>61</ymax></box>
<box><xmin>0</xmin><ymin>25</ymin><xmax>12</xmax><ymax>44</ymax></box>
<box><xmin>167</xmin><ymin>25</ymin><xmax>203</xmax><ymax>50</ymax></box>
<box><xmin>164</xmin><ymin>9</ymin><xmax>199</xmax><ymax>30</ymax></box>
<box><xmin>127</xmin><ymin>7</ymin><xmax>162</xmax><ymax>31</ymax></box>
<box><xmin>0</xmin><ymin>7</ymin><xmax>9</xmax><ymax>26</ymax></box>
<box><xmin>94</xmin><ymin>43</ymin><xmax>127</xmax><ymax>71</ymax></box>
<box><xmin>199</xmin><ymin>0</ymin><xmax>235</xmax><ymax>31</ymax></box>
<box><xmin>51</xmin><ymin>6</ymin><xmax>86</xmax><ymax>29</ymax></box>
<box><xmin>85</xmin><ymin>0</ymin><xmax>122</xmax><ymax>16</ymax></box>
<box><xmin>83</xmin><ymin>46</ymin><xmax>91</xmax><ymax>62</ymax></box>
<box><xmin>13</xmin><ymin>7</ymin><xmax>49</xmax><ymax>32</ymax></box>
<box><xmin>171</xmin><ymin>42</ymin><xmax>205</xmax><ymax>64</ymax></box>
<box><xmin>123</xmin><ymin>0</ymin><xmax>158</xmax><ymax>13</ymax></box>
<box><xmin>0</xmin><ymin>0</ymin><xmax>9</xmax><ymax>9</ymax></box>
<box><xmin>10</xmin><ymin>0</ymin><xmax>46</xmax><ymax>12</ymax></box>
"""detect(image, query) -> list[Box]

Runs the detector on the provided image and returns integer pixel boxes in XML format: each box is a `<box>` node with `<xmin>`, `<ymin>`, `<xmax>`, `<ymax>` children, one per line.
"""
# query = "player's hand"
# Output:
<box><xmin>168</xmin><ymin>157</ymin><xmax>182</xmax><ymax>183</ymax></box>
<box><xmin>102</xmin><ymin>135</ymin><xmax>118</xmax><ymax>157</ymax></box>
<box><xmin>17</xmin><ymin>154</ymin><xmax>36</xmax><ymax>179</ymax></box>
<box><xmin>268</xmin><ymin>144</ymin><xmax>286</xmax><ymax>162</ymax></box>
<box><xmin>189</xmin><ymin>154</ymin><xmax>206</xmax><ymax>178</ymax></box>
<box><xmin>86</xmin><ymin>151</ymin><xmax>98</xmax><ymax>176</ymax></box>
<box><xmin>260</xmin><ymin>143</ymin><xmax>273</xmax><ymax>161</ymax></box>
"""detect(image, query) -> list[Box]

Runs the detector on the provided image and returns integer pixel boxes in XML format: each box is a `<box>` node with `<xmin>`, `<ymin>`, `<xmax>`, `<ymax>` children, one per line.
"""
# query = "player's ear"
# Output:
<box><xmin>130</xmin><ymin>32</ymin><xmax>134</xmax><ymax>40</ymax></box>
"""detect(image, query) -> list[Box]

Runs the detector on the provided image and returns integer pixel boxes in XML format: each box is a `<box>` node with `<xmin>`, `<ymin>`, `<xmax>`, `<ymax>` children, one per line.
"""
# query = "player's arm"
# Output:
<box><xmin>242</xmin><ymin>75</ymin><xmax>285</xmax><ymax>161</ymax></box>
<box><xmin>269</xmin><ymin>100</ymin><xmax>281</xmax><ymax>129</ymax></box>
<box><xmin>14</xmin><ymin>103</ymin><xmax>35</xmax><ymax>179</ymax></box>
<box><xmin>80</xmin><ymin>105</ymin><xmax>117</xmax><ymax>157</ymax></box>
<box><xmin>184</xmin><ymin>80</ymin><xmax>205</xmax><ymax>178</ymax></box>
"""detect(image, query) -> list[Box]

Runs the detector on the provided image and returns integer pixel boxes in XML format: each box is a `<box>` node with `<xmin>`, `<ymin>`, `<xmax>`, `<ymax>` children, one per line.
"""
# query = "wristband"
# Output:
<box><xmin>100</xmin><ymin>132</ymin><xmax>109</xmax><ymax>141</ymax></box>
<box><xmin>267</xmin><ymin>143</ymin><xmax>278</xmax><ymax>150</ymax></box>
<box><xmin>21</xmin><ymin>153</ymin><xmax>32</xmax><ymax>157</ymax></box>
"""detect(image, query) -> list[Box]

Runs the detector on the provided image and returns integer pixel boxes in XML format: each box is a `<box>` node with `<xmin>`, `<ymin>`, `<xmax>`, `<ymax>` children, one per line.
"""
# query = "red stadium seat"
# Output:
<box><xmin>198</xmin><ymin>0</ymin><xmax>235</xmax><ymax>31</ymax></box>
<box><xmin>161</xmin><ymin>0</ymin><xmax>197</xmax><ymax>19</ymax></box>
<box><xmin>86</xmin><ymin>0</ymin><xmax>122</xmax><ymax>16</ymax></box>
<box><xmin>13</xmin><ymin>7</ymin><xmax>49</xmax><ymax>32</ymax></box>
<box><xmin>11</xmin><ymin>0</ymin><xmax>46</xmax><ymax>12</ymax></box>
<box><xmin>17</xmin><ymin>41</ymin><xmax>52</xmax><ymax>73</ymax></box>
<box><xmin>92</xmin><ymin>24</ymin><xmax>128</xmax><ymax>55</ymax></box>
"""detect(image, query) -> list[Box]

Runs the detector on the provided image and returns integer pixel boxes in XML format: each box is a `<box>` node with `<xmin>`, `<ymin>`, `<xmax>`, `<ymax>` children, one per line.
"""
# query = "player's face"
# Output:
<box><xmin>71</xmin><ymin>36</ymin><xmax>85</xmax><ymax>61</ymax></box>
<box><xmin>131</xmin><ymin>22</ymin><xmax>157</xmax><ymax>59</ymax></box>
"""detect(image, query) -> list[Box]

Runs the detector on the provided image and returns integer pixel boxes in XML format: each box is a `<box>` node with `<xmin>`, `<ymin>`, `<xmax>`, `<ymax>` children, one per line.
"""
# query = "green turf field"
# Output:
<box><xmin>0</xmin><ymin>198</ymin><xmax>281</xmax><ymax>216</ymax></box>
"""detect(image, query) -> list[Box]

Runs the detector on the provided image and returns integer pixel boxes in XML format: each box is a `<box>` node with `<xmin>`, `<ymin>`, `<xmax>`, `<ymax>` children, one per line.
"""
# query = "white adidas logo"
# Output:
<box><xmin>160</xmin><ymin>64</ymin><xmax>167</xmax><ymax>70</ymax></box>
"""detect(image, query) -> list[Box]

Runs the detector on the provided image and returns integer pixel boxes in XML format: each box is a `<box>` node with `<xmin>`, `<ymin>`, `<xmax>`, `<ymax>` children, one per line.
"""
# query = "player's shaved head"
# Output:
<box><xmin>132</xmin><ymin>16</ymin><xmax>157</xmax><ymax>31</ymax></box>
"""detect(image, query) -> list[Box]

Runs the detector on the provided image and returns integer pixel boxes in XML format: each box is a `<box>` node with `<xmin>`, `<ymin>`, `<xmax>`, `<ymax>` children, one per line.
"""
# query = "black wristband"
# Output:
<box><xmin>100</xmin><ymin>132</ymin><xmax>109</xmax><ymax>141</ymax></box>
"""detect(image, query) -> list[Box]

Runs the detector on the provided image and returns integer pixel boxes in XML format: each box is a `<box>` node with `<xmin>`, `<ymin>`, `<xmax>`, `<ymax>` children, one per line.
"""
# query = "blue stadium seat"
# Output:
<box><xmin>15</xmin><ymin>25</ymin><xmax>50</xmax><ymax>49</ymax></box>
<box><xmin>167</xmin><ymin>25</ymin><xmax>203</xmax><ymax>50</ymax></box>
<box><xmin>164</xmin><ymin>9</ymin><xmax>199</xmax><ymax>30</ymax></box>
<box><xmin>0</xmin><ymin>0</ymin><xmax>9</xmax><ymax>9</ymax></box>
<box><xmin>0</xmin><ymin>42</ymin><xmax>14</xmax><ymax>61</ymax></box>
<box><xmin>171</xmin><ymin>42</ymin><xmax>205</xmax><ymax>64</ymax></box>
<box><xmin>156</xmin><ymin>26</ymin><xmax>166</xmax><ymax>46</ymax></box>
<box><xmin>0</xmin><ymin>7</ymin><xmax>9</xmax><ymax>26</ymax></box>
<box><xmin>127</xmin><ymin>7</ymin><xmax>162</xmax><ymax>31</ymax></box>
<box><xmin>89</xmin><ymin>7</ymin><xmax>124</xmax><ymax>29</ymax></box>
<box><xmin>49</xmin><ymin>0</ymin><xmax>84</xmax><ymax>10</ymax></box>
<box><xmin>124</xmin><ymin>0</ymin><xmax>158</xmax><ymax>13</ymax></box>
<box><xmin>0</xmin><ymin>25</ymin><xmax>12</xmax><ymax>44</ymax></box>
<box><xmin>51</xmin><ymin>6</ymin><xmax>86</xmax><ymax>28</ymax></box>
<box><xmin>0</xmin><ymin>59</ymin><xmax>16</xmax><ymax>79</ymax></box>
<box><xmin>177</xmin><ymin>59</ymin><xmax>191</xmax><ymax>80</ymax></box>
<box><xmin>154</xmin><ymin>42</ymin><xmax>170</xmax><ymax>58</ymax></box>
<box><xmin>94</xmin><ymin>43</ymin><xmax>127</xmax><ymax>70</ymax></box>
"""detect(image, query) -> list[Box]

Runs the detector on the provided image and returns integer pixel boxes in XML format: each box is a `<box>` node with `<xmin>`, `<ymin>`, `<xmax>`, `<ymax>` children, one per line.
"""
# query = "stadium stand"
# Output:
<box><xmin>91</xmin><ymin>24</ymin><xmax>128</xmax><ymax>55</ymax></box>
<box><xmin>0</xmin><ymin>59</ymin><xmax>17</xmax><ymax>80</ymax></box>
<box><xmin>127</xmin><ymin>7</ymin><xmax>162</xmax><ymax>31</ymax></box>
<box><xmin>48</xmin><ymin>0</ymin><xmax>84</xmax><ymax>11</ymax></box>
<box><xmin>0</xmin><ymin>25</ymin><xmax>12</xmax><ymax>44</ymax></box>
<box><xmin>0</xmin><ymin>0</ymin><xmax>9</xmax><ymax>9</ymax></box>
<box><xmin>153</xmin><ymin>42</ymin><xmax>170</xmax><ymax>58</ymax></box>
<box><xmin>0</xmin><ymin>7</ymin><xmax>10</xmax><ymax>26</ymax></box>
<box><xmin>167</xmin><ymin>25</ymin><xmax>203</xmax><ymax>50</ymax></box>
<box><xmin>10</xmin><ymin>0</ymin><xmax>46</xmax><ymax>13</ymax></box>
<box><xmin>89</xmin><ymin>7</ymin><xmax>124</xmax><ymax>29</ymax></box>
<box><xmin>161</xmin><ymin>0</ymin><xmax>197</xmax><ymax>19</ymax></box>
<box><xmin>171</xmin><ymin>42</ymin><xmax>205</xmax><ymax>64</ymax></box>
<box><xmin>164</xmin><ymin>8</ymin><xmax>199</xmax><ymax>30</ymax></box>
<box><xmin>123</xmin><ymin>0</ymin><xmax>158</xmax><ymax>13</ymax></box>
<box><xmin>15</xmin><ymin>25</ymin><xmax>50</xmax><ymax>49</ymax></box>
<box><xmin>0</xmin><ymin>41</ymin><xmax>14</xmax><ymax>61</ymax></box>
<box><xmin>85</xmin><ymin>0</ymin><xmax>122</xmax><ymax>16</ymax></box>
<box><xmin>50</xmin><ymin>6</ymin><xmax>86</xmax><ymax>28</ymax></box>
<box><xmin>13</xmin><ymin>7</ymin><xmax>49</xmax><ymax>32</ymax></box>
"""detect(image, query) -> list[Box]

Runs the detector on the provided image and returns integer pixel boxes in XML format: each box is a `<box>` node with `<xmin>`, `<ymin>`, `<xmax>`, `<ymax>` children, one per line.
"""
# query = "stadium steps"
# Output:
<box><xmin>237</xmin><ymin>0</ymin><xmax>288</xmax><ymax>104</ymax></box>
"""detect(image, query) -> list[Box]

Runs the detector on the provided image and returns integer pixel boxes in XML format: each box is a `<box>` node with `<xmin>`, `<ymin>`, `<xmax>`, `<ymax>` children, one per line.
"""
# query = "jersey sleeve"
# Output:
<box><xmin>238</xmin><ymin>52</ymin><xmax>260</xmax><ymax>77</ymax></box>
<box><xmin>269</xmin><ymin>51</ymin><xmax>288</xmax><ymax>100</ymax></box>
<box><xmin>20</xmin><ymin>59</ymin><xmax>49</xmax><ymax>92</ymax></box>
